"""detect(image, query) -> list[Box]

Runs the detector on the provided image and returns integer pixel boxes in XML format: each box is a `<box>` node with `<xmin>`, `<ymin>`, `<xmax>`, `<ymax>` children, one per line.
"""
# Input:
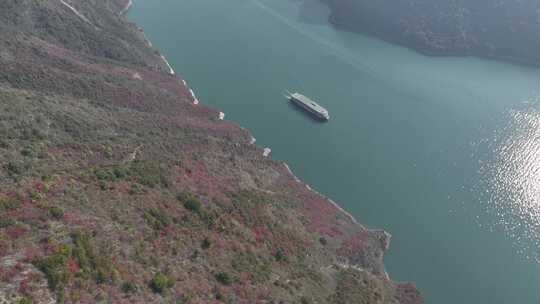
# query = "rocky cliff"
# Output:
<box><xmin>0</xmin><ymin>0</ymin><xmax>422</xmax><ymax>303</ymax></box>
<box><xmin>324</xmin><ymin>0</ymin><xmax>540</xmax><ymax>66</ymax></box>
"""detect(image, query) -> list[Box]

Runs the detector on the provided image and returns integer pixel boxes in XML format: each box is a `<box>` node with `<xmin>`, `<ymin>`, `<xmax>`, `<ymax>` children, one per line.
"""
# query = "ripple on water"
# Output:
<box><xmin>478</xmin><ymin>97</ymin><xmax>540</xmax><ymax>263</ymax></box>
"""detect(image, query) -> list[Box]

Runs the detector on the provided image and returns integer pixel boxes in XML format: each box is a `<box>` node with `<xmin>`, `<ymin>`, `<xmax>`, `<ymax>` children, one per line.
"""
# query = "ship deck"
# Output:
<box><xmin>290</xmin><ymin>93</ymin><xmax>328</xmax><ymax>115</ymax></box>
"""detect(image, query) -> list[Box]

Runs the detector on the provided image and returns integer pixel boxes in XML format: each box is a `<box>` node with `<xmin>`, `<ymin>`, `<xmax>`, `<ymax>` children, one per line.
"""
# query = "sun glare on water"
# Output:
<box><xmin>478</xmin><ymin>98</ymin><xmax>540</xmax><ymax>262</ymax></box>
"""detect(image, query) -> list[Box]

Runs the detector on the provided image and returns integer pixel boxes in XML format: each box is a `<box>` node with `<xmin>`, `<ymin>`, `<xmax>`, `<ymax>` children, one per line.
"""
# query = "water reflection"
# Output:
<box><xmin>479</xmin><ymin>97</ymin><xmax>540</xmax><ymax>262</ymax></box>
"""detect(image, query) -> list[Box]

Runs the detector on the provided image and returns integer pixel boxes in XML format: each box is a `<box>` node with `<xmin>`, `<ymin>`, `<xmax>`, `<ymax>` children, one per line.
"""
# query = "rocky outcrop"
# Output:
<box><xmin>324</xmin><ymin>0</ymin><xmax>540</xmax><ymax>66</ymax></box>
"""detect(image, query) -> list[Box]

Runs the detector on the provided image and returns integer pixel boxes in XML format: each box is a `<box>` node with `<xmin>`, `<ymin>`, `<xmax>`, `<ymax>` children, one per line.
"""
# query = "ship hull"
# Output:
<box><xmin>289</xmin><ymin>97</ymin><xmax>329</xmax><ymax>121</ymax></box>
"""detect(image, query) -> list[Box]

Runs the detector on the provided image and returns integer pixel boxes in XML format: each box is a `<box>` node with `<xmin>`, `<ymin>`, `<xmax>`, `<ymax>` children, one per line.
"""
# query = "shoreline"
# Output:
<box><xmin>328</xmin><ymin>16</ymin><xmax>540</xmax><ymax>69</ymax></box>
<box><xmin>119</xmin><ymin>0</ymin><xmax>133</xmax><ymax>15</ymax></box>
<box><xmin>122</xmin><ymin>0</ymin><xmax>397</xmax><ymax>277</ymax></box>
<box><xmin>118</xmin><ymin>0</ymin><xmax>174</xmax><ymax>76</ymax></box>
<box><xmin>282</xmin><ymin>163</ymin><xmax>359</xmax><ymax>225</ymax></box>
<box><xmin>160</xmin><ymin>54</ymin><xmax>176</xmax><ymax>75</ymax></box>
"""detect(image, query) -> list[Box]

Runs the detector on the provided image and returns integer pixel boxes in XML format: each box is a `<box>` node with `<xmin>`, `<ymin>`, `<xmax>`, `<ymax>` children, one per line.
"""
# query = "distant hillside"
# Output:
<box><xmin>0</xmin><ymin>0</ymin><xmax>422</xmax><ymax>303</ymax></box>
<box><xmin>324</xmin><ymin>0</ymin><xmax>540</xmax><ymax>66</ymax></box>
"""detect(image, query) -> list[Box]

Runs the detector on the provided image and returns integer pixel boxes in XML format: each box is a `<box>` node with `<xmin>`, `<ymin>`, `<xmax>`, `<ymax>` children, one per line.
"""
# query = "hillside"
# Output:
<box><xmin>0</xmin><ymin>0</ymin><xmax>422</xmax><ymax>303</ymax></box>
<box><xmin>324</xmin><ymin>0</ymin><xmax>540</xmax><ymax>66</ymax></box>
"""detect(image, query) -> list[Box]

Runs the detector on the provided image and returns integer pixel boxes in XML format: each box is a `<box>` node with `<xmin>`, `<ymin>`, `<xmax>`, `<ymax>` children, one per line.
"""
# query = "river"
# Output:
<box><xmin>128</xmin><ymin>0</ymin><xmax>540</xmax><ymax>302</ymax></box>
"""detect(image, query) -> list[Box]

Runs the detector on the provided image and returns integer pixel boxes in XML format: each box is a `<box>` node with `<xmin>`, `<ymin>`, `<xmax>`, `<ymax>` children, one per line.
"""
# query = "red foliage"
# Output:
<box><xmin>0</xmin><ymin>243</ymin><xmax>8</xmax><ymax>257</ymax></box>
<box><xmin>14</xmin><ymin>262</ymin><xmax>24</xmax><ymax>272</ymax></box>
<box><xmin>42</xmin><ymin>239</ymin><xmax>59</xmax><ymax>255</ymax></box>
<box><xmin>18</xmin><ymin>275</ymin><xmax>35</xmax><ymax>295</ymax></box>
<box><xmin>23</xmin><ymin>247</ymin><xmax>41</xmax><ymax>262</ymax></box>
<box><xmin>11</xmin><ymin>205</ymin><xmax>42</xmax><ymax>223</ymax></box>
<box><xmin>152</xmin><ymin>237</ymin><xmax>163</xmax><ymax>250</ymax></box>
<box><xmin>337</xmin><ymin>230</ymin><xmax>370</xmax><ymax>257</ymax></box>
<box><xmin>161</xmin><ymin>225</ymin><xmax>176</xmax><ymax>237</ymax></box>
<box><xmin>256</xmin><ymin>286</ymin><xmax>271</xmax><ymax>301</ymax></box>
<box><xmin>395</xmin><ymin>282</ymin><xmax>423</xmax><ymax>304</ymax></box>
<box><xmin>251</xmin><ymin>226</ymin><xmax>267</xmax><ymax>243</ymax></box>
<box><xmin>67</xmin><ymin>258</ymin><xmax>80</xmax><ymax>274</ymax></box>
<box><xmin>33</xmin><ymin>182</ymin><xmax>46</xmax><ymax>193</ymax></box>
<box><xmin>6</xmin><ymin>225</ymin><xmax>27</xmax><ymax>239</ymax></box>
<box><xmin>63</xmin><ymin>212</ymin><xmax>82</xmax><ymax>225</ymax></box>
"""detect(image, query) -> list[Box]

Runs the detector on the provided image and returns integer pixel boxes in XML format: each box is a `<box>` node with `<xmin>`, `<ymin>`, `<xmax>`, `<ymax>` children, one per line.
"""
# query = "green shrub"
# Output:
<box><xmin>121</xmin><ymin>281</ymin><xmax>138</xmax><ymax>293</ymax></box>
<box><xmin>104</xmin><ymin>145</ymin><xmax>114</xmax><ymax>158</ymax></box>
<box><xmin>99</xmin><ymin>180</ymin><xmax>108</xmax><ymax>190</ymax></box>
<box><xmin>71</xmin><ymin>231</ymin><xmax>92</xmax><ymax>273</ymax></box>
<box><xmin>96</xmin><ymin>268</ymin><xmax>108</xmax><ymax>284</ymax></box>
<box><xmin>71</xmin><ymin>230</ymin><xmax>113</xmax><ymax>284</ymax></box>
<box><xmin>215</xmin><ymin>292</ymin><xmax>224</xmax><ymax>301</ymax></box>
<box><xmin>215</xmin><ymin>272</ymin><xmax>233</xmax><ymax>285</ymax></box>
<box><xmin>128</xmin><ymin>183</ymin><xmax>145</xmax><ymax>195</ymax></box>
<box><xmin>21</xmin><ymin>146</ymin><xmax>34</xmax><ymax>157</ymax></box>
<box><xmin>0</xmin><ymin>218</ymin><xmax>15</xmax><ymax>228</ymax></box>
<box><xmin>18</xmin><ymin>297</ymin><xmax>32</xmax><ymax>304</ymax></box>
<box><xmin>274</xmin><ymin>249</ymin><xmax>286</xmax><ymax>262</ymax></box>
<box><xmin>33</xmin><ymin>247</ymin><xmax>70</xmax><ymax>291</ymax></box>
<box><xmin>143</xmin><ymin>208</ymin><xmax>170</xmax><ymax>230</ymax></box>
<box><xmin>202</xmin><ymin>211</ymin><xmax>217</xmax><ymax>229</ymax></box>
<box><xmin>48</xmin><ymin>206</ymin><xmax>64</xmax><ymax>219</ymax></box>
<box><xmin>0</xmin><ymin>196</ymin><xmax>22</xmax><ymax>211</ymax></box>
<box><xmin>94</xmin><ymin>164</ymin><xmax>130</xmax><ymax>182</ymax></box>
<box><xmin>231</xmin><ymin>252</ymin><xmax>270</xmax><ymax>283</ymax></box>
<box><xmin>33</xmin><ymin>231</ymin><xmax>114</xmax><ymax>295</ymax></box>
<box><xmin>150</xmin><ymin>273</ymin><xmax>171</xmax><ymax>293</ymax></box>
<box><xmin>178</xmin><ymin>193</ymin><xmax>202</xmax><ymax>214</ymax></box>
<box><xmin>131</xmin><ymin>161</ymin><xmax>166</xmax><ymax>188</ymax></box>
<box><xmin>94</xmin><ymin>168</ymin><xmax>116</xmax><ymax>181</ymax></box>
<box><xmin>94</xmin><ymin>162</ymin><xmax>167</xmax><ymax>189</ymax></box>
<box><xmin>112</xmin><ymin>165</ymin><xmax>130</xmax><ymax>179</ymax></box>
<box><xmin>319</xmin><ymin>237</ymin><xmax>328</xmax><ymax>246</ymax></box>
<box><xmin>41</xmin><ymin>174</ymin><xmax>55</xmax><ymax>183</ymax></box>
<box><xmin>201</xmin><ymin>237</ymin><xmax>211</xmax><ymax>249</ymax></box>
<box><xmin>191</xmin><ymin>249</ymin><xmax>200</xmax><ymax>260</ymax></box>
<box><xmin>29</xmin><ymin>190</ymin><xmax>43</xmax><ymax>201</ymax></box>
<box><xmin>6</xmin><ymin>161</ymin><xmax>24</xmax><ymax>176</ymax></box>
<box><xmin>300</xmin><ymin>296</ymin><xmax>313</xmax><ymax>304</ymax></box>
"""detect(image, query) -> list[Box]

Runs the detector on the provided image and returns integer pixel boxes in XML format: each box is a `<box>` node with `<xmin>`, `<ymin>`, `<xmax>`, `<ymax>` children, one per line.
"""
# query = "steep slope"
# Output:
<box><xmin>0</xmin><ymin>0</ymin><xmax>422</xmax><ymax>303</ymax></box>
<box><xmin>324</xmin><ymin>0</ymin><xmax>540</xmax><ymax>66</ymax></box>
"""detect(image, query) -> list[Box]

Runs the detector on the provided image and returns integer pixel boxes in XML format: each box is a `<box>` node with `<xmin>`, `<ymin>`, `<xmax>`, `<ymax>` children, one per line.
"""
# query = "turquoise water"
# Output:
<box><xmin>129</xmin><ymin>0</ymin><xmax>540</xmax><ymax>302</ymax></box>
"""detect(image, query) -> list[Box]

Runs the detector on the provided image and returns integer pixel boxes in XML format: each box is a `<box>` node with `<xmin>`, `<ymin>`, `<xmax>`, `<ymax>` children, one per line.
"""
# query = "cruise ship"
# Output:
<box><xmin>286</xmin><ymin>92</ymin><xmax>330</xmax><ymax>121</ymax></box>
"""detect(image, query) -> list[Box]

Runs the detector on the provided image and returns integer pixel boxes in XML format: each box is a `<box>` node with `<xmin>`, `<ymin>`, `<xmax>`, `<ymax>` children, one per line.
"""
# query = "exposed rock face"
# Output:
<box><xmin>0</xmin><ymin>0</ymin><xmax>422</xmax><ymax>302</ymax></box>
<box><xmin>324</xmin><ymin>0</ymin><xmax>540</xmax><ymax>65</ymax></box>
